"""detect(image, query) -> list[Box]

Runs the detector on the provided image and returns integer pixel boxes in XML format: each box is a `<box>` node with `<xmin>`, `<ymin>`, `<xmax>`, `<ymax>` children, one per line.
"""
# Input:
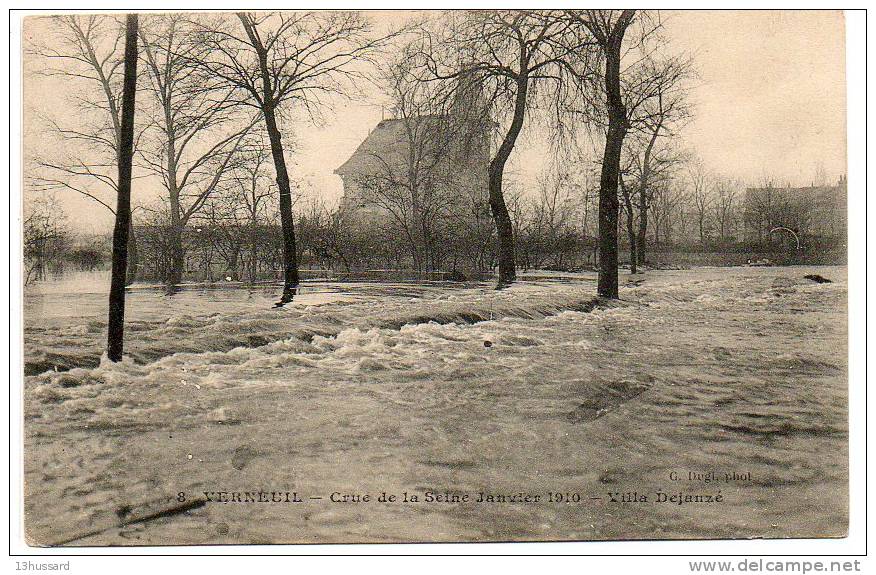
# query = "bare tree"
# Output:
<box><xmin>688</xmin><ymin>160</ymin><xmax>712</xmax><ymax>245</ymax></box>
<box><xmin>622</xmin><ymin>133</ymin><xmax>686</xmax><ymax>262</ymax></box>
<box><xmin>743</xmin><ymin>174</ymin><xmax>776</xmax><ymax>244</ymax></box>
<box><xmin>576</xmin><ymin>167</ymin><xmax>601</xmax><ymax>266</ymax></box>
<box><xmin>529</xmin><ymin>167</ymin><xmax>589</xmax><ymax>271</ymax></box>
<box><xmin>419</xmin><ymin>10</ymin><xmax>593</xmax><ymax>287</ymax></box>
<box><xmin>298</xmin><ymin>197</ymin><xmax>356</xmax><ymax>273</ymax></box>
<box><xmin>647</xmin><ymin>179</ymin><xmax>687</xmax><ymax>246</ymax></box>
<box><xmin>209</xmin><ymin>136</ymin><xmax>279</xmax><ymax>282</ymax></box>
<box><xmin>137</xmin><ymin>14</ymin><xmax>256</xmax><ymax>286</ymax></box>
<box><xmin>196</xmin><ymin>202</ymin><xmax>247</xmax><ymax>281</ymax></box>
<box><xmin>623</xmin><ymin>50</ymin><xmax>693</xmax><ymax>265</ymax></box>
<box><xmin>107</xmin><ymin>13</ymin><xmax>139</xmax><ymax>362</ymax></box>
<box><xmin>618</xmin><ymin>154</ymin><xmax>639</xmax><ymax>273</ymax></box>
<box><xmin>23</xmin><ymin>193</ymin><xmax>69</xmax><ymax>286</ymax></box>
<box><xmin>29</xmin><ymin>14</ymin><xmax>144</xmax><ymax>282</ymax></box>
<box><xmin>712</xmin><ymin>177</ymin><xmax>739</xmax><ymax>243</ymax></box>
<box><xmin>569</xmin><ymin>9</ymin><xmax>636</xmax><ymax>299</ymax></box>
<box><xmin>743</xmin><ymin>175</ymin><xmax>814</xmax><ymax>248</ymax></box>
<box><xmin>189</xmin><ymin>11</ymin><xmax>394</xmax><ymax>305</ymax></box>
<box><xmin>345</xmin><ymin>45</ymin><xmax>477</xmax><ymax>273</ymax></box>
<box><xmin>444</xmin><ymin>182</ymin><xmax>497</xmax><ymax>276</ymax></box>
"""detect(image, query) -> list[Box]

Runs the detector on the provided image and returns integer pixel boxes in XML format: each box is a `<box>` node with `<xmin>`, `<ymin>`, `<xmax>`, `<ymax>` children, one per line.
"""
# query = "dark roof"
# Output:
<box><xmin>334</xmin><ymin>117</ymin><xmax>438</xmax><ymax>177</ymax></box>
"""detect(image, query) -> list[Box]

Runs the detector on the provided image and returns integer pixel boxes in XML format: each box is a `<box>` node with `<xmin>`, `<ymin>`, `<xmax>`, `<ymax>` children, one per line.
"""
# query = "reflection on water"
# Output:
<box><xmin>24</xmin><ymin>269</ymin><xmax>353</xmax><ymax>321</ymax></box>
<box><xmin>25</xmin><ymin>269</ymin><xmax>113</xmax><ymax>295</ymax></box>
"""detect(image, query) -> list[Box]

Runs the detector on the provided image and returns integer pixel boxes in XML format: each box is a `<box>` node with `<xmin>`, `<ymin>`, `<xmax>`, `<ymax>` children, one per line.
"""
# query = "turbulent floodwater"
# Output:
<box><xmin>22</xmin><ymin>266</ymin><xmax>848</xmax><ymax>545</ymax></box>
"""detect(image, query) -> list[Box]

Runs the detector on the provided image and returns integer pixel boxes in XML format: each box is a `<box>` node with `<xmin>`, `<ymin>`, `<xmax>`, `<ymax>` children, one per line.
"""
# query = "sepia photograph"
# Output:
<box><xmin>11</xmin><ymin>6</ymin><xmax>862</xmax><ymax>553</ymax></box>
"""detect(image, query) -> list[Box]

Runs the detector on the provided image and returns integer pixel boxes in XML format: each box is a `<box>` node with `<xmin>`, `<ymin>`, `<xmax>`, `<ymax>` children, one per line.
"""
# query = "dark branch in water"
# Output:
<box><xmin>47</xmin><ymin>497</ymin><xmax>207</xmax><ymax>547</ymax></box>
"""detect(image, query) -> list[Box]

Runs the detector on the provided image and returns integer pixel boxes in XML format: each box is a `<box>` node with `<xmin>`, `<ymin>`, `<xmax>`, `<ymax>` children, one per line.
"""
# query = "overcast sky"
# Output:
<box><xmin>22</xmin><ymin>10</ymin><xmax>847</xmax><ymax>234</ymax></box>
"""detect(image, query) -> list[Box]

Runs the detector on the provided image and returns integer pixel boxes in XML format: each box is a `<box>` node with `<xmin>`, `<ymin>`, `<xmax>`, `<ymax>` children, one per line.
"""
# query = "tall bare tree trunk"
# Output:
<box><xmin>585</xmin><ymin>10</ymin><xmax>635</xmax><ymax>299</ymax></box>
<box><xmin>239</xmin><ymin>14</ymin><xmax>299</xmax><ymax>305</ymax></box>
<box><xmin>636</xmin><ymin>122</ymin><xmax>660</xmax><ymax>268</ymax></box>
<box><xmin>597</xmin><ymin>47</ymin><xmax>628</xmax><ymax>298</ymax></box>
<box><xmin>489</xmin><ymin>72</ymin><xmax>529</xmax><ymax>288</ymax></box>
<box><xmin>263</xmin><ymin>104</ymin><xmax>299</xmax><ymax>304</ymax></box>
<box><xmin>488</xmin><ymin>166</ymin><xmax>516</xmax><ymax>287</ymax></box>
<box><xmin>107</xmin><ymin>14</ymin><xmax>138</xmax><ymax>362</ymax></box>
<box><xmin>168</xmin><ymin>193</ymin><xmax>184</xmax><ymax>286</ymax></box>
<box><xmin>166</xmin><ymin>116</ymin><xmax>184</xmax><ymax>287</ymax></box>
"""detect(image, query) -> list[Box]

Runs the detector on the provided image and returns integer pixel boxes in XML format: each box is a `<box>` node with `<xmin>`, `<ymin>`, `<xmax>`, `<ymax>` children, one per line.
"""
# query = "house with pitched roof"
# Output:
<box><xmin>334</xmin><ymin>81</ymin><xmax>492</xmax><ymax>223</ymax></box>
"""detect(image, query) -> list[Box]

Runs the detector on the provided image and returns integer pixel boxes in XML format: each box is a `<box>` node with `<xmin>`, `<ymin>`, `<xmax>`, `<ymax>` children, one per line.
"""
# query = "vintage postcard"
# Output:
<box><xmin>16</xmin><ymin>8</ymin><xmax>853</xmax><ymax>548</ymax></box>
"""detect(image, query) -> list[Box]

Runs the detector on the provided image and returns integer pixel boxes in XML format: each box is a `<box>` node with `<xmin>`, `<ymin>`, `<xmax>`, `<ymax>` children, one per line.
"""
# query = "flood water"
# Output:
<box><xmin>24</xmin><ymin>270</ymin><xmax>359</xmax><ymax>321</ymax></box>
<box><xmin>22</xmin><ymin>266</ymin><xmax>849</xmax><ymax>544</ymax></box>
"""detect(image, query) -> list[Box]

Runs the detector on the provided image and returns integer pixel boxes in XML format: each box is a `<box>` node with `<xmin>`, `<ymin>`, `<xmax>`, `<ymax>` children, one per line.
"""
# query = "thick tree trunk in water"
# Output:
<box><xmin>239</xmin><ymin>13</ymin><xmax>299</xmax><ymax>306</ymax></box>
<box><xmin>597</xmin><ymin>106</ymin><xmax>626</xmax><ymax>298</ymax></box>
<box><xmin>488</xmin><ymin>166</ymin><xmax>516</xmax><ymax>286</ymax></box>
<box><xmin>107</xmin><ymin>14</ymin><xmax>138</xmax><ymax>362</ymax></box>
<box><xmin>595</xmin><ymin>14</ymin><xmax>633</xmax><ymax>299</ymax></box>
<box><xmin>263</xmin><ymin>105</ymin><xmax>299</xmax><ymax>304</ymax></box>
<box><xmin>488</xmin><ymin>71</ymin><xmax>529</xmax><ymax>288</ymax></box>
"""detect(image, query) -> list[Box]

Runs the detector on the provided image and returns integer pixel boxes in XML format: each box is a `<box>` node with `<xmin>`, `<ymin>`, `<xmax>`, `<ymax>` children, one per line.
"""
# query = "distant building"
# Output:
<box><xmin>742</xmin><ymin>176</ymin><xmax>847</xmax><ymax>244</ymax></box>
<box><xmin>334</xmin><ymin>78</ymin><xmax>492</xmax><ymax>222</ymax></box>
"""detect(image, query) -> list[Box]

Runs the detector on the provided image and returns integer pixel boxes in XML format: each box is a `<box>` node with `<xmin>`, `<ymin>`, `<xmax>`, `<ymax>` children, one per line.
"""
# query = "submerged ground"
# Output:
<box><xmin>22</xmin><ymin>266</ymin><xmax>848</xmax><ymax>545</ymax></box>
